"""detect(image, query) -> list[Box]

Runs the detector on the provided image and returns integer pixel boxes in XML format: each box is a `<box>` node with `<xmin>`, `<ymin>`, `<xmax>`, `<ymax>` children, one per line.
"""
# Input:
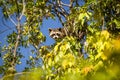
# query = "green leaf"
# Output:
<box><xmin>113</xmin><ymin>19</ymin><xmax>120</xmax><ymax>28</ymax></box>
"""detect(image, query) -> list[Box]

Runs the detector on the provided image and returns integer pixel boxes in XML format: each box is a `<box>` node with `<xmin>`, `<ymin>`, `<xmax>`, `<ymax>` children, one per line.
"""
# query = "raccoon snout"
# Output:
<box><xmin>53</xmin><ymin>35</ymin><xmax>59</xmax><ymax>39</ymax></box>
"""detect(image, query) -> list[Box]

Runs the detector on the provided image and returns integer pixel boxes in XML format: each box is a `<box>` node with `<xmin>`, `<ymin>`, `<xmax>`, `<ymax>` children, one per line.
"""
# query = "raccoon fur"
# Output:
<box><xmin>49</xmin><ymin>28</ymin><xmax>66</xmax><ymax>40</ymax></box>
<box><xmin>49</xmin><ymin>27</ymin><xmax>85</xmax><ymax>40</ymax></box>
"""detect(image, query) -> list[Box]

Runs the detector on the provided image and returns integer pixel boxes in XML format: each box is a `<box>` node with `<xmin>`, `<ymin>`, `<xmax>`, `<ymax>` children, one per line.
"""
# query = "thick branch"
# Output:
<box><xmin>11</xmin><ymin>17</ymin><xmax>21</xmax><ymax>68</ymax></box>
<box><xmin>11</xmin><ymin>0</ymin><xmax>26</xmax><ymax>68</ymax></box>
<box><xmin>13</xmin><ymin>0</ymin><xmax>26</xmax><ymax>58</ymax></box>
<box><xmin>13</xmin><ymin>19</ymin><xmax>21</xmax><ymax>58</ymax></box>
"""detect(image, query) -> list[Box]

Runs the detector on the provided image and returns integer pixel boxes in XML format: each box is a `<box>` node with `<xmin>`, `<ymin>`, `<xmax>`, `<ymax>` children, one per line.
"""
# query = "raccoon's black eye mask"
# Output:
<box><xmin>51</xmin><ymin>34</ymin><xmax>55</xmax><ymax>37</ymax></box>
<box><xmin>56</xmin><ymin>33</ymin><xmax>60</xmax><ymax>36</ymax></box>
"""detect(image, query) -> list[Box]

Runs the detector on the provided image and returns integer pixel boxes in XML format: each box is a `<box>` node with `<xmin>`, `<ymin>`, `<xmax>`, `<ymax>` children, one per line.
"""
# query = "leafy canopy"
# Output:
<box><xmin>0</xmin><ymin>0</ymin><xmax>120</xmax><ymax>80</ymax></box>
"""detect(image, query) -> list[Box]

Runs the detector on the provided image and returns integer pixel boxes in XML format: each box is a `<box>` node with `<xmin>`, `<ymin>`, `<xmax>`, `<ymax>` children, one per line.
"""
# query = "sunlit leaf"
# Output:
<box><xmin>101</xmin><ymin>30</ymin><xmax>110</xmax><ymax>40</ymax></box>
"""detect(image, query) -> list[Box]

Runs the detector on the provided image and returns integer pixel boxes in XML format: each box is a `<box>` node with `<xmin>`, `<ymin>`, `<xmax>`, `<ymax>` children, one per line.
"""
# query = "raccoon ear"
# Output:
<box><xmin>49</xmin><ymin>28</ymin><xmax>52</xmax><ymax>32</ymax></box>
<box><xmin>58</xmin><ymin>28</ymin><xmax>62</xmax><ymax>31</ymax></box>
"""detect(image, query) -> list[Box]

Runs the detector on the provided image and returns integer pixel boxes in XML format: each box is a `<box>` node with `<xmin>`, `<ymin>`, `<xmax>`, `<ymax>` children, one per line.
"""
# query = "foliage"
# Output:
<box><xmin>0</xmin><ymin>0</ymin><xmax>120</xmax><ymax>80</ymax></box>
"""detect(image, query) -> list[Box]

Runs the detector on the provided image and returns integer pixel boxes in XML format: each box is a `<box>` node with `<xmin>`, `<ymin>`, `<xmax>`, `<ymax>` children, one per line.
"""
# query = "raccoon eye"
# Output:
<box><xmin>51</xmin><ymin>34</ymin><xmax>55</xmax><ymax>37</ymax></box>
<box><xmin>57</xmin><ymin>33</ymin><xmax>60</xmax><ymax>36</ymax></box>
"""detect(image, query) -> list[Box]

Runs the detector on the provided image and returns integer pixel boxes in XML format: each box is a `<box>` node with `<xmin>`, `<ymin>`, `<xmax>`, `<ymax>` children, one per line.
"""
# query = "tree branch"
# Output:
<box><xmin>11</xmin><ymin>0</ymin><xmax>24</xmax><ymax>68</ymax></box>
<box><xmin>15</xmin><ymin>0</ymin><xmax>20</xmax><ymax>16</ymax></box>
<box><xmin>57</xmin><ymin>0</ymin><xmax>69</xmax><ymax>18</ymax></box>
<box><xmin>0</xmin><ymin>27</ymin><xmax>15</xmax><ymax>34</ymax></box>
<box><xmin>8</xmin><ymin>14</ymin><xmax>17</xmax><ymax>26</ymax></box>
<box><xmin>2</xmin><ymin>17</ymin><xmax>12</xmax><ymax>29</ymax></box>
<box><xmin>102</xmin><ymin>16</ymin><xmax>105</xmax><ymax>30</ymax></box>
<box><xmin>60</xmin><ymin>1</ymin><xmax>71</xmax><ymax>7</ymax></box>
<box><xmin>19</xmin><ymin>0</ymin><xmax>26</xmax><ymax>20</ymax></box>
<box><xmin>53</xmin><ymin>8</ymin><xmax>65</xmax><ymax>26</ymax></box>
<box><xmin>48</xmin><ymin>0</ymin><xmax>69</xmax><ymax>24</ymax></box>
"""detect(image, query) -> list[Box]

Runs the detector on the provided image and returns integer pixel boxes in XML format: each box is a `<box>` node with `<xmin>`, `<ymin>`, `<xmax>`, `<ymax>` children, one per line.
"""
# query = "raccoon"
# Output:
<box><xmin>49</xmin><ymin>27</ymin><xmax>85</xmax><ymax>40</ymax></box>
<box><xmin>49</xmin><ymin>28</ymin><xmax>67</xmax><ymax>40</ymax></box>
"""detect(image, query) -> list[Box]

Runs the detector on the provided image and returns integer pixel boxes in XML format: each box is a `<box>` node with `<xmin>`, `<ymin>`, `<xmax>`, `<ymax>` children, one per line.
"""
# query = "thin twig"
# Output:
<box><xmin>19</xmin><ymin>0</ymin><xmax>26</xmax><ymax>20</ymax></box>
<box><xmin>0</xmin><ymin>27</ymin><xmax>15</xmax><ymax>34</ymax></box>
<box><xmin>48</xmin><ymin>0</ymin><xmax>68</xmax><ymax>21</ymax></box>
<box><xmin>60</xmin><ymin>1</ymin><xmax>70</xmax><ymax>7</ymax></box>
<box><xmin>102</xmin><ymin>16</ymin><xmax>105</xmax><ymax>30</ymax></box>
<box><xmin>3</xmin><ymin>1</ymin><xmax>17</xmax><ymax>26</ymax></box>
<box><xmin>57</xmin><ymin>0</ymin><xmax>69</xmax><ymax>18</ymax></box>
<box><xmin>2</xmin><ymin>16</ymin><xmax>12</xmax><ymax>29</ymax></box>
<box><xmin>8</xmin><ymin>15</ymin><xmax>17</xmax><ymax>26</ymax></box>
<box><xmin>54</xmin><ymin>8</ymin><xmax>65</xmax><ymax>26</ymax></box>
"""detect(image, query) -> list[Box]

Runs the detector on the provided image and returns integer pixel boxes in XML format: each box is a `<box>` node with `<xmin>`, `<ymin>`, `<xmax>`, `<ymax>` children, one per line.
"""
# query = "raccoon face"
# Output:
<box><xmin>49</xmin><ymin>28</ymin><xmax>66</xmax><ymax>39</ymax></box>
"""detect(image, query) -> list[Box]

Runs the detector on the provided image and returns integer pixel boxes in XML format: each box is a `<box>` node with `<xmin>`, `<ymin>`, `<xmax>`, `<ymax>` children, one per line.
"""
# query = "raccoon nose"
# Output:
<box><xmin>54</xmin><ymin>37</ymin><xmax>58</xmax><ymax>39</ymax></box>
<box><xmin>53</xmin><ymin>35</ymin><xmax>59</xmax><ymax>39</ymax></box>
